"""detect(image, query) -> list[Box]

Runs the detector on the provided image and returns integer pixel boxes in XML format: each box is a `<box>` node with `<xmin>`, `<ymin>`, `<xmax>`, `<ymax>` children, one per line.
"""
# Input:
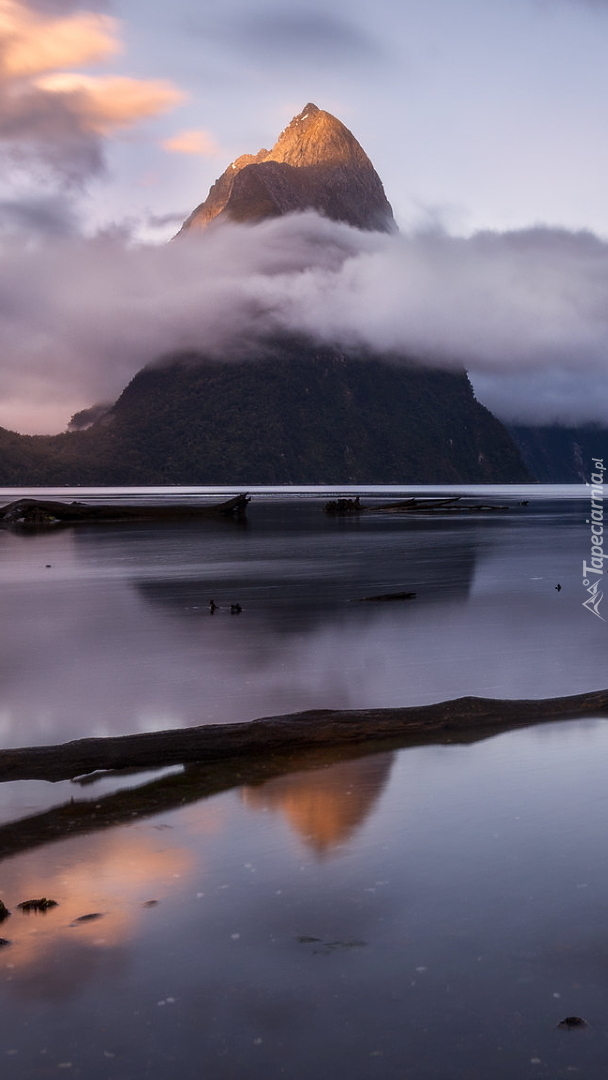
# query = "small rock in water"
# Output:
<box><xmin>557</xmin><ymin>1016</ymin><xmax>589</xmax><ymax>1030</ymax></box>
<box><xmin>142</xmin><ymin>900</ymin><xmax>159</xmax><ymax>908</ymax></box>
<box><xmin>0</xmin><ymin>939</ymin><xmax>11</xmax><ymax>948</ymax></box>
<box><xmin>73</xmin><ymin>913</ymin><xmax>104</xmax><ymax>924</ymax></box>
<box><xmin>17</xmin><ymin>898</ymin><xmax>58</xmax><ymax>913</ymax></box>
<box><xmin>0</xmin><ymin>901</ymin><xmax>10</xmax><ymax>923</ymax></box>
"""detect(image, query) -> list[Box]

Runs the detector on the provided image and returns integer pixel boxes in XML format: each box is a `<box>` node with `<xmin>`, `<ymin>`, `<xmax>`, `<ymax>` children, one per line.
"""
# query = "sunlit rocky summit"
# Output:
<box><xmin>179</xmin><ymin>103</ymin><xmax>395</xmax><ymax>234</ymax></box>
<box><xmin>0</xmin><ymin>104</ymin><xmax>533</xmax><ymax>485</ymax></box>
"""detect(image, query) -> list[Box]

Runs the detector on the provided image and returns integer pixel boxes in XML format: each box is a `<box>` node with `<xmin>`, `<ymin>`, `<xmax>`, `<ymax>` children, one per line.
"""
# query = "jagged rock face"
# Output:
<box><xmin>179</xmin><ymin>103</ymin><xmax>395</xmax><ymax>234</ymax></box>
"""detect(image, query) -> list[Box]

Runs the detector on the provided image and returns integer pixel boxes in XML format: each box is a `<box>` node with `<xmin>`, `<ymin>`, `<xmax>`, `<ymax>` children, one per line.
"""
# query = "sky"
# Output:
<box><xmin>2</xmin><ymin>0</ymin><xmax>608</xmax><ymax>433</ymax></box>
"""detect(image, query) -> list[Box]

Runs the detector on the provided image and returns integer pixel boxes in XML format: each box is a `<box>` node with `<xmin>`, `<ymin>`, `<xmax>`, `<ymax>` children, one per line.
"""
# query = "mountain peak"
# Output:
<box><xmin>179</xmin><ymin>104</ymin><xmax>395</xmax><ymax>234</ymax></box>
<box><xmin>296</xmin><ymin>103</ymin><xmax>320</xmax><ymax>117</ymax></box>
<box><xmin>268</xmin><ymin>103</ymin><xmax>374</xmax><ymax>171</ymax></box>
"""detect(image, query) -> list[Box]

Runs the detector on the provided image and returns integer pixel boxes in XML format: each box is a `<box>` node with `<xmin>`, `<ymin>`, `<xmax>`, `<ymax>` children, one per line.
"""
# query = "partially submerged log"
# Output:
<box><xmin>0</xmin><ymin>688</ymin><xmax>607</xmax><ymax>784</ymax></box>
<box><xmin>362</xmin><ymin>497</ymin><xmax>510</xmax><ymax>514</ymax></box>
<box><xmin>0</xmin><ymin>493</ymin><xmax>250</xmax><ymax>525</ymax></box>
<box><xmin>325</xmin><ymin>495</ymin><xmax>510</xmax><ymax>516</ymax></box>
<box><xmin>365</xmin><ymin>496</ymin><xmax>461</xmax><ymax>512</ymax></box>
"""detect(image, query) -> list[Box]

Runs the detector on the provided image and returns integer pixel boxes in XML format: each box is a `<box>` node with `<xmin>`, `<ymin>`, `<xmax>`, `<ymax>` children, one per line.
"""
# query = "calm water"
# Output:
<box><xmin>0</xmin><ymin>485</ymin><xmax>606</xmax><ymax>1078</ymax></box>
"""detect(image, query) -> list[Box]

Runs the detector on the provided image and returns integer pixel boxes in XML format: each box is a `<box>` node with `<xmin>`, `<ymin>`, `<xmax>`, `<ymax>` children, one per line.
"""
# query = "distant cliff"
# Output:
<box><xmin>509</xmin><ymin>424</ymin><xmax>608</xmax><ymax>482</ymax></box>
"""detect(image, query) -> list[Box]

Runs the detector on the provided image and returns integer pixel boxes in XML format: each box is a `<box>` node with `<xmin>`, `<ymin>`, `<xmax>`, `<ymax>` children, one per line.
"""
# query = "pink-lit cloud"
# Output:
<box><xmin>0</xmin><ymin>0</ymin><xmax>184</xmax><ymax>181</ymax></box>
<box><xmin>162</xmin><ymin>128</ymin><xmax>220</xmax><ymax>156</ymax></box>
<box><xmin>37</xmin><ymin>72</ymin><xmax>184</xmax><ymax>132</ymax></box>
<box><xmin>0</xmin><ymin>0</ymin><xmax>119</xmax><ymax>77</ymax></box>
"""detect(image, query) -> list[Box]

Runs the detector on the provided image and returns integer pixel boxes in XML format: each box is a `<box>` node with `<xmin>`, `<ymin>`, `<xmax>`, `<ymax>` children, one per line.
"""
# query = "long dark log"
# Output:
<box><xmin>365</xmin><ymin>498</ymin><xmax>509</xmax><ymax>514</ymax></box>
<box><xmin>0</xmin><ymin>493</ymin><xmax>250</xmax><ymax>525</ymax></box>
<box><xmin>362</xmin><ymin>496</ymin><xmax>462</xmax><ymax>512</ymax></box>
<box><xmin>0</xmin><ymin>688</ymin><xmax>607</xmax><ymax>784</ymax></box>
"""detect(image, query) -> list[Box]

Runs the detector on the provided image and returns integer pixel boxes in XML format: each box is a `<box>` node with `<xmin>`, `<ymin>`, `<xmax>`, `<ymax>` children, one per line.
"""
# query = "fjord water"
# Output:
<box><xmin>0</xmin><ymin>486</ymin><xmax>607</xmax><ymax>1079</ymax></box>
<box><xmin>0</xmin><ymin>484</ymin><xmax>598</xmax><ymax>747</ymax></box>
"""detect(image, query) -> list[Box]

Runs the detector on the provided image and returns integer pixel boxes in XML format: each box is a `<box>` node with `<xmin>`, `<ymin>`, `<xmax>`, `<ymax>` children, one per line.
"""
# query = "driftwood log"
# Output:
<box><xmin>0</xmin><ymin>493</ymin><xmax>250</xmax><ymax>525</ymax></box>
<box><xmin>324</xmin><ymin>496</ymin><xmax>510</xmax><ymax>516</ymax></box>
<box><xmin>0</xmin><ymin>689</ymin><xmax>607</xmax><ymax>784</ymax></box>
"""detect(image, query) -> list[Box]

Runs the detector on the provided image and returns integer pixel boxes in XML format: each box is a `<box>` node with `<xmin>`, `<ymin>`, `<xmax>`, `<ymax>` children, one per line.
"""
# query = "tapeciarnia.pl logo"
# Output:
<box><xmin>582</xmin><ymin>458</ymin><xmax>606</xmax><ymax>620</ymax></box>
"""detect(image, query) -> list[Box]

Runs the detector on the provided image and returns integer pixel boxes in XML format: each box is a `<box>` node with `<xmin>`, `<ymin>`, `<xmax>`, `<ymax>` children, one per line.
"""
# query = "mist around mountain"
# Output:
<box><xmin>0</xmin><ymin>103</ymin><xmax>538</xmax><ymax>486</ymax></box>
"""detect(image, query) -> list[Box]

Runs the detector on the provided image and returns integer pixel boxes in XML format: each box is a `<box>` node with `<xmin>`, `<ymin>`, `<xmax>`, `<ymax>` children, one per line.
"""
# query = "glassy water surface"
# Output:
<box><xmin>0</xmin><ymin>485</ymin><xmax>598</xmax><ymax>746</ymax></box>
<box><xmin>0</xmin><ymin>485</ymin><xmax>606</xmax><ymax>1078</ymax></box>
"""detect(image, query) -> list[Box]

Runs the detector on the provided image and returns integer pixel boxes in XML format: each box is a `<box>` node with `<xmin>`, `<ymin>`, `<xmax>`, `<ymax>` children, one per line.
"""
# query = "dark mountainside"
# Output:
<box><xmin>0</xmin><ymin>345</ymin><xmax>528</xmax><ymax>485</ymax></box>
<box><xmin>509</xmin><ymin>424</ymin><xmax>608</xmax><ymax>482</ymax></box>
<box><xmin>0</xmin><ymin>104</ymin><xmax>531</xmax><ymax>485</ymax></box>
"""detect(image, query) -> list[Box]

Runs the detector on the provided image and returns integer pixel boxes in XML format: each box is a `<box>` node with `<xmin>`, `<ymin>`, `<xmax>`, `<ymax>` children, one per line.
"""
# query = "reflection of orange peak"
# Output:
<box><xmin>242</xmin><ymin>753</ymin><xmax>394</xmax><ymax>855</ymax></box>
<box><xmin>1</xmin><ymin>831</ymin><xmax>194</xmax><ymax>995</ymax></box>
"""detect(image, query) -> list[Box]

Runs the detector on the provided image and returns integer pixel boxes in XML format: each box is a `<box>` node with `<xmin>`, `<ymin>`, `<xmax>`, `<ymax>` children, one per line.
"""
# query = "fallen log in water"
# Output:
<box><xmin>363</xmin><ymin>496</ymin><xmax>462</xmax><ymax>512</ymax></box>
<box><xmin>0</xmin><ymin>688</ymin><xmax>607</xmax><ymax>783</ymax></box>
<box><xmin>0</xmin><ymin>493</ymin><xmax>250</xmax><ymax>525</ymax></box>
<box><xmin>365</xmin><ymin>499</ymin><xmax>510</xmax><ymax>514</ymax></box>
<box><xmin>324</xmin><ymin>495</ymin><xmax>510</xmax><ymax>516</ymax></box>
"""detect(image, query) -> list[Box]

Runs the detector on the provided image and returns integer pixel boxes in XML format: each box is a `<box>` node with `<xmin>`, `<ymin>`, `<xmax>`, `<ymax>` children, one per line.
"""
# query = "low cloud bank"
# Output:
<box><xmin>2</xmin><ymin>211</ymin><xmax>608</xmax><ymax>432</ymax></box>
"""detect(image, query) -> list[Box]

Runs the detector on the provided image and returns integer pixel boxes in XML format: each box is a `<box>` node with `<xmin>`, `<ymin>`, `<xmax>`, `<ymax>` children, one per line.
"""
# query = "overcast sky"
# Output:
<box><xmin>2</xmin><ymin>0</ymin><xmax>608</xmax><ymax>433</ymax></box>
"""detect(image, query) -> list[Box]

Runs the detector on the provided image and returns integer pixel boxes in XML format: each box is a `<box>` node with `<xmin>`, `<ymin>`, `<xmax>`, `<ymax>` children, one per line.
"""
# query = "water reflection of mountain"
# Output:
<box><xmin>3</xmin><ymin>507</ymin><xmax>550</xmax><ymax>750</ymax></box>
<box><xmin>0</xmin><ymin>744</ymin><xmax>397</xmax><ymax>864</ymax></box>
<box><xmin>242</xmin><ymin>752</ymin><xmax>394</xmax><ymax>855</ymax></box>
<box><xmin>118</xmin><ymin>513</ymin><xmax>483</xmax><ymax>631</ymax></box>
